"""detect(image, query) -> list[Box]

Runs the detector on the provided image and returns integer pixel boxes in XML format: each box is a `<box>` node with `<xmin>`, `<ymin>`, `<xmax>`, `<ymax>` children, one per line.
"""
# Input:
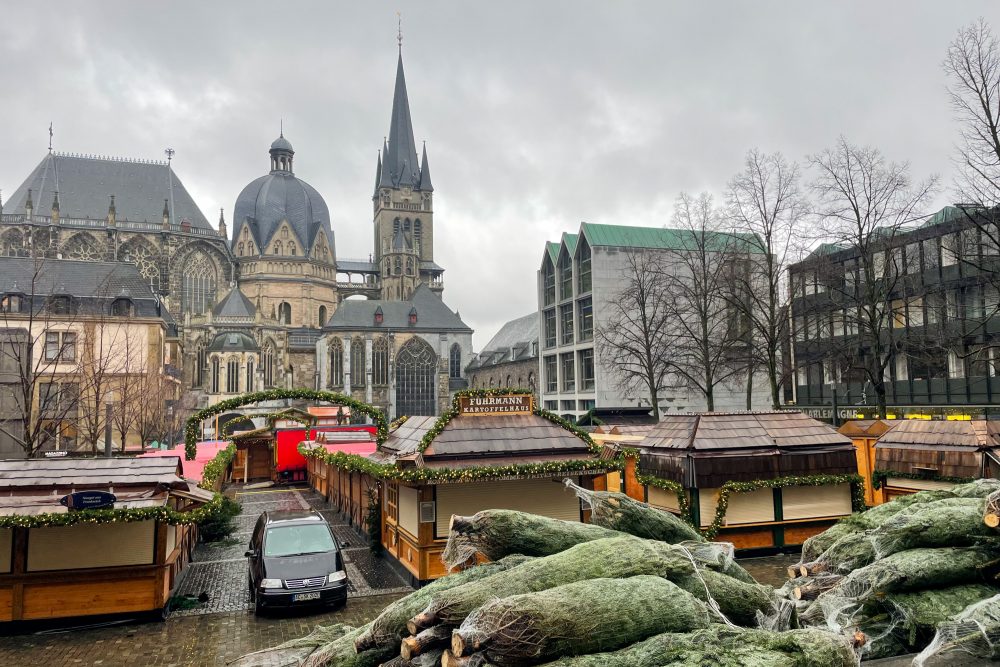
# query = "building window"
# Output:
<box><xmin>226</xmin><ymin>357</ymin><xmax>239</xmax><ymax>393</ymax></box>
<box><xmin>923</xmin><ymin>238</ymin><xmax>940</xmax><ymax>271</ymax></box>
<box><xmin>0</xmin><ymin>293</ymin><xmax>23</xmax><ymax>313</ymax></box>
<box><xmin>39</xmin><ymin>382</ymin><xmax>79</xmax><ymax>418</ymax></box>
<box><xmin>262</xmin><ymin>344</ymin><xmax>275</xmax><ymax>388</ymax></box>
<box><xmin>577</xmin><ymin>240</ymin><xmax>592</xmax><ymax>294</ymax></box>
<box><xmin>246</xmin><ymin>358</ymin><xmax>255</xmax><ymax>392</ymax></box>
<box><xmin>942</xmin><ymin>234</ymin><xmax>960</xmax><ymax>267</ymax></box>
<box><xmin>318</xmin><ymin>305</ymin><xmax>327</xmax><ymax>328</ymax></box>
<box><xmin>542</xmin><ymin>260</ymin><xmax>556</xmax><ymax>306</ymax></box>
<box><xmin>394</xmin><ymin>257</ymin><xmax>402</xmax><ymax>275</ymax></box>
<box><xmin>544</xmin><ymin>309</ymin><xmax>556</xmax><ymax>348</ymax></box>
<box><xmin>579</xmin><ymin>399</ymin><xmax>595</xmax><ymax>412</ymax></box>
<box><xmin>561</xmin><ymin>352</ymin><xmax>575</xmax><ymax>391</ymax></box>
<box><xmin>908</xmin><ymin>297</ymin><xmax>924</xmax><ymax>327</ymax></box>
<box><xmin>558</xmin><ymin>251</ymin><xmax>573</xmax><ymax>301</ymax></box>
<box><xmin>579</xmin><ymin>348</ymin><xmax>595</xmax><ymax>391</ymax></box>
<box><xmin>843</xmin><ymin>260</ymin><xmax>857</xmax><ymax>288</ymax></box>
<box><xmin>277</xmin><ymin>302</ymin><xmax>292</xmax><ymax>325</ymax></box>
<box><xmin>182</xmin><ymin>253</ymin><xmax>217</xmax><ymax>315</ymax></box>
<box><xmin>195</xmin><ymin>344</ymin><xmax>206</xmax><ymax>387</ymax></box>
<box><xmin>891</xmin><ymin>299</ymin><xmax>907</xmax><ymax>329</ymax></box>
<box><xmin>544</xmin><ymin>355</ymin><xmax>557</xmax><ymax>393</ymax></box>
<box><xmin>948</xmin><ymin>349</ymin><xmax>965</xmax><ymax>379</ymax></box>
<box><xmin>350</xmin><ymin>337</ymin><xmax>366</xmax><ymax>388</ymax></box>
<box><xmin>110</xmin><ymin>298</ymin><xmax>133</xmax><ymax>317</ymax></box>
<box><xmin>47</xmin><ymin>295</ymin><xmax>74</xmax><ymax>315</ymax></box>
<box><xmin>395</xmin><ymin>337</ymin><xmax>437</xmax><ymax>417</ymax></box>
<box><xmin>559</xmin><ymin>304</ymin><xmax>574</xmax><ymax>345</ymax></box>
<box><xmin>44</xmin><ymin>331</ymin><xmax>76</xmax><ymax>362</ymax></box>
<box><xmin>578</xmin><ymin>297</ymin><xmax>593</xmax><ymax>341</ymax></box>
<box><xmin>211</xmin><ymin>357</ymin><xmax>220</xmax><ymax>393</ymax></box>
<box><xmin>288</xmin><ymin>243</ymin><xmax>296</xmax><ymax>257</ymax></box>
<box><xmin>966</xmin><ymin>285</ymin><xmax>984</xmax><ymax>320</ymax></box>
<box><xmin>544</xmin><ymin>400</ymin><xmax>558</xmax><ymax>411</ymax></box>
<box><xmin>373</xmin><ymin>336</ymin><xmax>389</xmax><ymax>386</ymax></box>
<box><xmin>561</xmin><ymin>400</ymin><xmax>576</xmax><ymax>412</ymax></box>
<box><xmin>449</xmin><ymin>343</ymin><xmax>462</xmax><ymax>379</ymax></box>
<box><xmin>329</xmin><ymin>338</ymin><xmax>344</xmax><ymax>388</ymax></box>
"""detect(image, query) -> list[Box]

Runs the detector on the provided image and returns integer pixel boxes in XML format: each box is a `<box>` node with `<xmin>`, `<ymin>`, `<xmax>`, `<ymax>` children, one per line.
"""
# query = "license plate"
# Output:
<box><xmin>292</xmin><ymin>592</ymin><xmax>321</xmax><ymax>602</ymax></box>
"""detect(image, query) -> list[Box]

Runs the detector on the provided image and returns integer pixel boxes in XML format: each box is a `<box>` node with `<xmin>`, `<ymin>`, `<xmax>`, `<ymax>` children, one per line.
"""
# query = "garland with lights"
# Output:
<box><xmin>389</xmin><ymin>415</ymin><xmax>409</xmax><ymax>431</ymax></box>
<box><xmin>184</xmin><ymin>389</ymin><xmax>387</xmax><ymax>460</ymax></box>
<box><xmin>415</xmin><ymin>388</ymin><xmax>597</xmax><ymax>455</ymax></box>
<box><xmin>871</xmin><ymin>468</ymin><xmax>976</xmax><ymax>490</ymax></box>
<box><xmin>200</xmin><ymin>443</ymin><xmax>237</xmax><ymax>490</ymax></box>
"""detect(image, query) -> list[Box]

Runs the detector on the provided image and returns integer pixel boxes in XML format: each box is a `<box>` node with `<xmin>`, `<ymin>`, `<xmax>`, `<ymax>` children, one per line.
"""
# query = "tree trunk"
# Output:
<box><xmin>769</xmin><ymin>356</ymin><xmax>781</xmax><ymax>409</ymax></box>
<box><xmin>745</xmin><ymin>365</ymin><xmax>753</xmax><ymax>411</ymax></box>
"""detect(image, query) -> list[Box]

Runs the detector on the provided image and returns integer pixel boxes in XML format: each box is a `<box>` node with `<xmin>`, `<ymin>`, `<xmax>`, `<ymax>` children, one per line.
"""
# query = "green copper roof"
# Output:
<box><xmin>562</xmin><ymin>232</ymin><xmax>578</xmax><ymax>256</ymax></box>
<box><xmin>545</xmin><ymin>241</ymin><xmax>561</xmax><ymax>263</ymax></box>
<box><xmin>580</xmin><ymin>222</ymin><xmax>764</xmax><ymax>253</ymax></box>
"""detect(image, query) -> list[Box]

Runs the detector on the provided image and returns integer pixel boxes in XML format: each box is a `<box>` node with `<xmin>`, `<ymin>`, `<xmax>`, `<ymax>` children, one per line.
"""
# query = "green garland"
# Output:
<box><xmin>635</xmin><ymin>472</ymin><xmax>694</xmax><ymax>525</ymax></box>
<box><xmin>413</xmin><ymin>388</ymin><xmax>597</xmax><ymax>455</ymax></box>
<box><xmin>871</xmin><ymin>469</ymin><xmax>977</xmax><ymax>490</ymax></box>
<box><xmin>200</xmin><ymin>443</ymin><xmax>236</xmax><ymax>490</ymax></box>
<box><xmin>299</xmin><ymin>443</ymin><xmax>616</xmax><ymax>485</ymax></box>
<box><xmin>389</xmin><ymin>415</ymin><xmax>408</xmax><ymax>431</ymax></box>
<box><xmin>184</xmin><ymin>389</ymin><xmax>387</xmax><ymax>460</ymax></box>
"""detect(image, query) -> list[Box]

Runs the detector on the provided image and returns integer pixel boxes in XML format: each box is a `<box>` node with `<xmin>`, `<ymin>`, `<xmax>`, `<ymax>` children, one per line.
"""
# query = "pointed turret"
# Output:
<box><xmin>419</xmin><ymin>142</ymin><xmax>433</xmax><ymax>192</ymax></box>
<box><xmin>373</xmin><ymin>151</ymin><xmax>382</xmax><ymax>200</ymax></box>
<box><xmin>384</xmin><ymin>54</ymin><xmax>421</xmax><ymax>189</ymax></box>
<box><xmin>50</xmin><ymin>191</ymin><xmax>60</xmax><ymax>224</ymax></box>
<box><xmin>25</xmin><ymin>189</ymin><xmax>33</xmax><ymax>219</ymax></box>
<box><xmin>379</xmin><ymin>139</ymin><xmax>393</xmax><ymax>188</ymax></box>
<box><xmin>107</xmin><ymin>194</ymin><xmax>116</xmax><ymax>227</ymax></box>
<box><xmin>218</xmin><ymin>208</ymin><xmax>227</xmax><ymax>239</ymax></box>
<box><xmin>162</xmin><ymin>199</ymin><xmax>170</xmax><ymax>230</ymax></box>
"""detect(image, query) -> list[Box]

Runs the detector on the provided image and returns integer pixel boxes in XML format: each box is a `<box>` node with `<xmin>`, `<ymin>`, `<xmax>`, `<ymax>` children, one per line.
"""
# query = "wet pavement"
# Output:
<box><xmin>737</xmin><ymin>552</ymin><xmax>799</xmax><ymax>588</ymax></box>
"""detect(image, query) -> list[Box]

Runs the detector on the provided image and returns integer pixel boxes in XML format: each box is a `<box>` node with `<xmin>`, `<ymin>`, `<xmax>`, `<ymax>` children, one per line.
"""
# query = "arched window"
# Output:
<box><xmin>61</xmin><ymin>233</ymin><xmax>100</xmax><ymax>261</ymax></box>
<box><xmin>246</xmin><ymin>358</ymin><xmax>255</xmax><ymax>392</ymax></box>
<box><xmin>318</xmin><ymin>305</ymin><xmax>327</xmax><ymax>327</ymax></box>
<box><xmin>403</xmin><ymin>219</ymin><xmax>411</xmax><ymax>232</ymax></box>
<box><xmin>282</xmin><ymin>227</ymin><xmax>289</xmax><ymax>238</ymax></box>
<box><xmin>195</xmin><ymin>344</ymin><xmax>206</xmax><ymax>387</ymax></box>
<box><xmin>329</xmin><ymin>338</ymin><xmax>344</xmax><ymax>388</ymax></box>
<box><xmin>372</xmin><ymin>336</ymin><xmax>389</xmax><ymax>386</ymax></box>
<box><xmin>1</xmin><ymin>230</ymin><xmax>23</xmax><ymax>257</ymax></box>
<box><xmin>414</xmin><ymin>220</ymin><xmax>422</xmax><ymax>253</ymax></box>
<box><xmin>278</xmin><ymin>302</ymin><xmax>291</xmax><ymax>325</ymax></box>
<box><xmin>226</xmin><ymin>357</ymin><xmax>239</xmax><ymax>393</ymax></box>
<box><xmin>393</xmin><ymin>218</ymin><xmax>400</xmax><ymax>234</ymax></box>
<box><xmin>394</xmin><ymin>257</ymin><xmax>402</xmax><ymax>275</ymax></box>
<box><xmin>110</xmin><ymin>298</ymin><xmax>133</xmax><ymax>317</ymax></box>
<box><xmin>384</xmin><ymin>259</ymin><xmax>390</xmax><ymax>276</ymax></box>
<box><xmin>350</xmin><ymin>337</ymin><xmax>366</xmax><ymax>388</ymax></box>
<box><xmin>120</xmin><ymin>240</ymin><xmax>160</xmax><ymax>292</ymax></box>
<box><xmin>395</xmin><ymin>337</ymin><xmax>437</xmax><ymax>417</ymax></box>
<box><xmin>289</xmin><ymin>242</ymin><xmax>296</xmax><ymax>257</ymax></box>
<box><xmin>262</xmin><ymin>343</ymin><xmax>275</xmax><ymax>388</ymax></box>
<box><xmin>211</xmin><ymin>356</ymin><xmax>220</xmax><ymax>393</ymax></box>
<box><xmin>182</xmin><ymin>252</ymin><xmax>217</xmax><ymax>315</ymax></box>
<box><xmin>449</xmin><ymin>343</ymin><xmax>462</xmax><ymax>379</ymax></box>
<box><xmin>238</xmin><ymin>243</ymin><xmax>244</xmax><ymax>256</ymax></box>
<box><xmin>406</xmin><ymin>257</ymin><xmax>414</xmax><ymax>275</ymax></box>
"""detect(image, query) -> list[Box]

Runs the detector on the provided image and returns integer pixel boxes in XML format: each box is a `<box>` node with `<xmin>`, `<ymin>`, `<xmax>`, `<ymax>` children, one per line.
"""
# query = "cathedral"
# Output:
<box><xmin>0</xmin><ymin>51</ymin><xmax>472</xmax><ymax>419</ymax></box>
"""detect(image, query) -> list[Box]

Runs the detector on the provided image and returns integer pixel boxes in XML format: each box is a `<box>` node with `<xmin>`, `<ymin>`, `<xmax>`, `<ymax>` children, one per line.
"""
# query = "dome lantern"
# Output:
<box><xmin>269</xmin><ymin>131</ymin><xmax>294</xmax><ymax>174</ymax></box>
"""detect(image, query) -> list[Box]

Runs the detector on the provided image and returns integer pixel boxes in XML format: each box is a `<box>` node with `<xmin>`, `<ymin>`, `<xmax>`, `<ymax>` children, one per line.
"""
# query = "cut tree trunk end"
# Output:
<box><xmin>400</xmin><ymin>625</ymin><xmax>452</xmax><ymax>661</ymax></box>
<box><xmin>406</xmin><ymin>610</ymin><xmax>439</xmax><ymax>636</ymax></box>
<box><xmin>441</xmin><ymin>649</ymin><xmax>473</xmax><ymax>667</ymax></box>
<box><xmin>984</xmin><ymin>512</ymin><xmax>1000</xmax><ymax>528</ymax></box>
<box><xmin>787</xmin><ymin>565</ymin><xmax>800</xmax><ymax>579</ymax></box>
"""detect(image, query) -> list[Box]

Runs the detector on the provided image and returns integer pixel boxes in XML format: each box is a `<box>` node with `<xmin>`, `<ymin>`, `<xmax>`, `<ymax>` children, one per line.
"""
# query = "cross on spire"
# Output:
<box><xmin>397</xmin><ymin>11</ymin><xmax>402</xmax><ymax>53</ymax></box>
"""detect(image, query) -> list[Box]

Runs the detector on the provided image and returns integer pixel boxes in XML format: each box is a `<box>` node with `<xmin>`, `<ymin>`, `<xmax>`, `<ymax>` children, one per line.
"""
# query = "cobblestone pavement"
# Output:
<box><xmin>171</xmin><ymin>486</ymin><xmax>411</xmax><ymax>617</ymax></box>
<box><xmin>736</xmin><ymin>552</ymin><xmax>799</xmax><ymax>588</ymax></box>
<box><xmin>0</xmin><ymin>593</ymin><xmax>404</xmax><ymax>667</ymax></box>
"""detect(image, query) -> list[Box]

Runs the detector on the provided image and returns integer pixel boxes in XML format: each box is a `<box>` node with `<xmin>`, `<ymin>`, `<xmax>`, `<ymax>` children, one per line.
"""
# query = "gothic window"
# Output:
<box><xmin>289</xmin><ymin>242</ymin><xmax>296</xmax><ymax>257</ymax></box>
<box><xmin>226</xmin><ymin>357</ymin><xmax>239</xmax><ymax>393</ymax></box>
<box><xmin>282</xmin><ymin>228</ymin><xmax>289</xmax><ymax>238</ymax></box>
<box><xmin>238</xmin><ymin>243</ymin><xmax>244</xmax><ymax>257</ymax></box>
<box><xmin>121</xmin><ymin>240</ymin><xmax>160</xmax><ymax>291</ymax></box>
<box><xmin>211</xmin><ymin>356</ymin><xmax>220</xmax><ymax>393</ymax></box>
<box><xmin>246</xmin><ymin>358</ymin><xmax>255</xmax><ymax>392</ymax></box>
<box><xmin>406</xmin><ymin>258</ymin><xmax>414</xmax><ymax>275</ymax></box>
<box><xmin>395</xmin><ymin>337</ymin><xmax>437</xmax><ymax>418</ymax></box>
<box><xmin>449</xmin><ymin>343</ymin><xmax>462</xmax><ymax>379</ymax></box>
<box><xmin>278</xmin><ymin>302</ymin><xmax>292</xmax><ymax>325</ymax></box>
<box><xmin>1</xmin><ymin>230</ymin><xmax>24</xmax><ymax>256</ymax></box>
<box><xmin>262</xmin><ymin>343</ymin><xmax>275</xmax><ymax>388</ymax></box>
<box><xmin>393</xmin><ymin>218</ymin><xmax>400</xmax><ymax>234</ymax></box>
<box><xmin>350</xmin><ymin>337</ymin><xmax>366</xmax><ymax>388</ymax></box>
<box><xmin>329</xmin><ymin>338</ymin><xmax>344</xmax><ymax>388</ymax></box>
<box><xmin>384</xmin><ymin>259</ymin><xmax>391</xmax><ymax>276</ymax></box>
<box><xmin>195</xmin><ymin>343</ymin><xmax>206</xmax><ymax>387</ymax></box>
<box><xmin>62</xmin><ymin>233</ymin><xmax>101</xmax><ymax>261</ymax></box>
<box><xmin>318</xmin><ymin>305</ymin><xmax>327</xmax><ymax>327</ymax></box>
<box><xmin>414</xmin><ymin>220</ymin><xmax>422</xmax><ymax>253</ymax></box>
<box><xmin>274</xmin><ymin>241</ymin><xmax>283</xmax><ymax>256</ymax></box>
<box><xmin>372</xmin><ymin>336</ymin><xmax>389</xmax><ymax>386</ymax></box>
<box><xmin>181</xmin><ymin>252</ymin><xmax>217</xmax><ymax>315</ymax></box>
<box><xmin>394</xmin><ymin>257</ymin><xmax>402</xmax><ymax>275</ymax></box>
<box><xmin>403</xmin><ymin>219</ymin><xmax>411</xmax><ymax>232</ymax></box>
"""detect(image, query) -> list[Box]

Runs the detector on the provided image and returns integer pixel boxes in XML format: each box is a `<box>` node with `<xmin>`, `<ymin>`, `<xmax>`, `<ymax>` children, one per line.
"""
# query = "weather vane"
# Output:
<box><xmin>48</xmin><ymin>122</ymin><xmax>53</xmax><ymax>152</ymax></box>
<box><xmin>397</xmin><ymin>11</ymin><xmax>403</xmax><ymax>51</ymax></box>
<box><xmin>164</xmin><ymin>147</ymin><xmax>175</xmax><ymax>163</ymax></box>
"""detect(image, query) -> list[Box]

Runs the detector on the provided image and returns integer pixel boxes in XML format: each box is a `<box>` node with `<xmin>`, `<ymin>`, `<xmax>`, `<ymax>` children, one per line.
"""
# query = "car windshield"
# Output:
<box><xmin>263</xmin><ymin>524</ymin><xmax>336</xmax><ymax>557</ymax></box>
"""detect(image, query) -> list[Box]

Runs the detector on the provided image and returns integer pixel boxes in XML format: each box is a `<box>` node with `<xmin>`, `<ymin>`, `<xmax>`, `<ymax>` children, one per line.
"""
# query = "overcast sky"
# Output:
<box><xmin>2</xmin><ymin>2</ymin><xmax>999</xmax><ymax>347</ymax></box>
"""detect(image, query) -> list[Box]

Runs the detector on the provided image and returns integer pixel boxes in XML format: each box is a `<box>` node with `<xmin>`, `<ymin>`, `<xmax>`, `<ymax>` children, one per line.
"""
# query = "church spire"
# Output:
<box><xmin>419</xmin><ymin>142</ymin><xmax>433</xmax><ymax>192</ymax></box>
<box><xmin>384</xmin><ymin>53</ymin><xmax>421</xmax><ymax>189</ymax></box>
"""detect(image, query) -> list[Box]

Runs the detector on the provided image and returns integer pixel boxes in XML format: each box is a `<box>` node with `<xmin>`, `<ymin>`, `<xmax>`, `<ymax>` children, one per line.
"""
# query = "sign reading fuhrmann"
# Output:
<box><xmin>458</xmin><ymin>394</ymin><xmax>533</xmax><ymax>416</ymax></box>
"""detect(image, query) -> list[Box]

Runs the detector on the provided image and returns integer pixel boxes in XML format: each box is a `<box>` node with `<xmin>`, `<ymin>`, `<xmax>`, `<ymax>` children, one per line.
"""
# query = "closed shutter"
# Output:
<box><xmin>435</xmin><ymin>478</ymin><xmax>581</xmax><ymax>537</ymax></box>
<box><xmin>0</xmin><ymin>528</ymin><xmax>10</xmax><ymax>573</ymax></box>
<box><xmin>887</xmin><ymin>477</ymin><xmax>957</xmax><ymax>492</ymax></box>
<box><xmin>782</xmin><ymin>483</ymin><xmax>852</xmax><ymax>520</ymax></box>
<box><xmin>399</xmin><ymin>485</ymin><xmax>420</xmax><ymax>537</ymax></box>
<box><xmin>166</xmin><ymin>524</ymin><xmax>177</xmax><ymax>556</ymax></box>
<box><xmin>701</xmin><ymin>487</ymin><xmax>774</xmax><ymax>526</ymax></box>
<box><xmin>28</xmin><ymin>521</ymin><xmax>156</xmax><ymax>571</ymax></box>
<box><xmin>648</xmin><ymin>486</ymin><xmax>680</xmax><ymax>513</ymax></box>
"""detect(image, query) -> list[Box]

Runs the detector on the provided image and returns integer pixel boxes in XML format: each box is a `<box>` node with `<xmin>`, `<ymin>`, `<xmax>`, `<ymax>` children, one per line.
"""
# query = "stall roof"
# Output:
<box><xmin>876</xmin><ymin>420</ymin><xmax>1000</xmax><ymax>450</ymax></box>
<box><xmin>640</xmin><ymin>411</ymin><xmax>852</xmax><ymax>452</ymax></box>
<box><xmin>838</xmin><ymin>419</ymin><xmax>902</xmax><ymax>438</ymax></box>
<box><xmin>138</xmin><ymin>441</ymin><xmax>228</xmax><ymax>482</ymax></box>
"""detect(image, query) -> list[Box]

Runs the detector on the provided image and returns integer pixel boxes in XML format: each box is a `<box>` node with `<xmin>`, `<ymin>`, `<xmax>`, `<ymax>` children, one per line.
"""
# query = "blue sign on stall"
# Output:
<box><xmin>60</xmin><ymin>490</ymin><xmax>117</xmax><ymax>510</ymax></box>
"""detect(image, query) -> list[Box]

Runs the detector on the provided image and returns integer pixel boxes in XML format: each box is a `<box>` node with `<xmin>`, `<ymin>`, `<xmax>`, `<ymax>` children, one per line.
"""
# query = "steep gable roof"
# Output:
<box><xmin>324</xmin><ymin>283</ymin><xmax>471</xmax><ymax>333</ymax></box>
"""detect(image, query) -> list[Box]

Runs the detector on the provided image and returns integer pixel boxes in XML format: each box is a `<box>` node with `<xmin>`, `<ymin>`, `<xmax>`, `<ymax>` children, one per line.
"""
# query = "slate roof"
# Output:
<box><xmin>0</xmin><ymin>256</ymin><xmax>168</xmax><ymax>319</ymax></box>
<box><xmin>3</xmin><ymin>152</ymin><xmax>212</xmax><ymax>228</ymax></box>
<box><xmin>379</xmin><ymin>55</ymin><xmax>427</xmax><ymax>191</ymax></box>
<box><xmin>469</xmin><ymin>313</ymin><xmax>538</xmax><ymax>370</ymax></box>
<box><xmin>324</xmin><ymin>283</ymin><xmax>470</xmax><ymax>333</ymax></box>
<box><xmin>207</xmin><ymin>331</ymin><xmax>259</xmax><ymax>352</ymax></box>
<box><xmin>641</xmin><ymin>411</ymin><xmax>852</xmax><ymax>453</ymax></box>
<box><xmin>212</xmin><ymin>286</ymin><xmax>256</xmax><ymax>319</ymax></box>
<box><xmin>876</xmin><ymin>420</ymin><xmax>1000</xmax><ymax>450</ymax></box>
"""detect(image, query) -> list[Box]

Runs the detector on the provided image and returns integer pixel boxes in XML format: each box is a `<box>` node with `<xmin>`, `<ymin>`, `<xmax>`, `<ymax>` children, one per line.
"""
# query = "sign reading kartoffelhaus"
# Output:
<box><xmin>458</xmin><ymin>394</ymin><xmax>533</xmax><ymax>416</ymax></box>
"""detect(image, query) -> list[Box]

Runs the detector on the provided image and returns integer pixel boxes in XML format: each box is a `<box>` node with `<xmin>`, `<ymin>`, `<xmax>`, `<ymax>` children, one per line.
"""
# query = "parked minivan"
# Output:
<box><xmin>246</xmin><ymin>510</ymin><xmax>349</xmax><ymax>613</ymax></box>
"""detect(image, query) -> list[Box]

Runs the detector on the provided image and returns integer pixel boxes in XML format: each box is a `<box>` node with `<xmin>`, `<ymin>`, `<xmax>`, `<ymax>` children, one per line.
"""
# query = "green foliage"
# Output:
<box><xmin>198</xmin><ymin>494</ymin><xmax>242</xmax><ymax>542</ymax></box>
<box><xmin>200</xmin><ymin>443</ymin><xmax>236</xmax><ymax>489</ymax></box>
<box><xmin>184</xmin><ymin>388</ymin><xmax>388</xmax><ymax>461</ymax></box>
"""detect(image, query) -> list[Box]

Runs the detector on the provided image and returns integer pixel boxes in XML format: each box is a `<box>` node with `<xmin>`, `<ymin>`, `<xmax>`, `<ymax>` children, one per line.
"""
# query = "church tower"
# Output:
<box><xmin>373</xmin><ymin>51</ymin><xmax>441</xmax><ymax>300</ymax></box>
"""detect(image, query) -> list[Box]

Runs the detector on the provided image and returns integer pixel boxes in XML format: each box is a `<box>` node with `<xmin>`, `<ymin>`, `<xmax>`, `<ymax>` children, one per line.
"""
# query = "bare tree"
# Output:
<box><xmin>726</xmin><ymin>149</ymin><xmax>807</xmax><ymax>408</ymax></box>
<box><xmin>595</xmin><ymin>246</ymin><xmax>674</xmax><ymax>420</ymax></box>
<box><xmin>660</xmin><ymin>192</ymin><xmax>748</xmax><ymax>411</ymax></box>
<box><xmin>807</xmin><ymin>138</ymin><xmax>938</xmax><ymax>418</ymax></box>
<box><xmin>0</xmin><ymin>258</ymin><xmax>85</xmax><ymax>457</ymax></box>
<box><xmin>112</xmin><ymin>328</ymin><xmax>149</xmax><ymax>452</ymax></box>
<box><xmin>75</xmin><ymin>312</ymin><xmax>134</xmax><ymax>452</ymax></box>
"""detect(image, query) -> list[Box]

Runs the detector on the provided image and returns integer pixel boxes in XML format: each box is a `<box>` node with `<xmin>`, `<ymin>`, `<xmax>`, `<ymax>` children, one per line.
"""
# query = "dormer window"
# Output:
<box><xmin>46</xmin><ymin>295</ymin><xmax>74</xmax><ymax>315</ymax></box>
<box><xmin>374</xmin><ymin>306</ymin><xmax>384</xmax><ymax>325</ymax></box>
<box><xmin>408</xmin><ymin>307</ymin><xmax>417</xmax><ymax>325</ymax></box>
<box><xmin>0</xmin><ymin>293</ymin><xmax>24</xmax><ymax>313</ymax></box>
<box><xmin>110</xmin><ymin>297</ymin><xmax>134</xmax><ymax>317</ymax></box>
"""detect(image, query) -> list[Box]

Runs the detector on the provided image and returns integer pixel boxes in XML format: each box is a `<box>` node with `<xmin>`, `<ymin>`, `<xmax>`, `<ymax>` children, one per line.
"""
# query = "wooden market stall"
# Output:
<box><xmin>0</xmin><ymin>457</ymin><xmax>213</xmax><ymax>627</ymax></box>
<box><xmin>874</xmin><ymin>420</ymin><xmax>1000</xmax><ymax>501</ymax></box>
<box><xmin>304</xmin><ymin>392</ymin><xmax>613</xmax><ymax>585</ymax></box>
<box><xmin>837</xmin><ymin>419</ymin><xmax>901</xmax><ymax>505</ymax></box>
<box><xmin>631</xmin><ymin>411</ymin><xmax>860</xmax><ymax>553</ymax></box>
<box><xmin>582</xmin><ymin>408</ymin><xmax>658</xmax><ymax>494</ymax></box>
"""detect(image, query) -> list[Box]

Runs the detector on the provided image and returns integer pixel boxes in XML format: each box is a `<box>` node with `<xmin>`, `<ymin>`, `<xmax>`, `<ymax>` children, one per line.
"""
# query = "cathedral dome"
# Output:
<box><xmin>232</xmin><ymin>134</ymin><xmax>334</xmax><ymax>258</ymax></box>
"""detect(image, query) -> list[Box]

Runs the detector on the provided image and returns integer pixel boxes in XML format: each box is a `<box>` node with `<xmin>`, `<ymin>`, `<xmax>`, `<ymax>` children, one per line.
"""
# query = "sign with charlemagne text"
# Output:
<box><xmin>458</xmin><ymin>394</ymin><xmax>534</xmax><ymax>416</ymax></box>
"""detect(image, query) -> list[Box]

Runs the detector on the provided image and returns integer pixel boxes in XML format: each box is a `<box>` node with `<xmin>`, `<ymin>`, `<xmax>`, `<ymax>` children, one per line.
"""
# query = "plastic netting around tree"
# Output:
<box><xmin>914</xmin><ymin>593</ymin><xmax>1000</xmax><ymax>665</ymax></box>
